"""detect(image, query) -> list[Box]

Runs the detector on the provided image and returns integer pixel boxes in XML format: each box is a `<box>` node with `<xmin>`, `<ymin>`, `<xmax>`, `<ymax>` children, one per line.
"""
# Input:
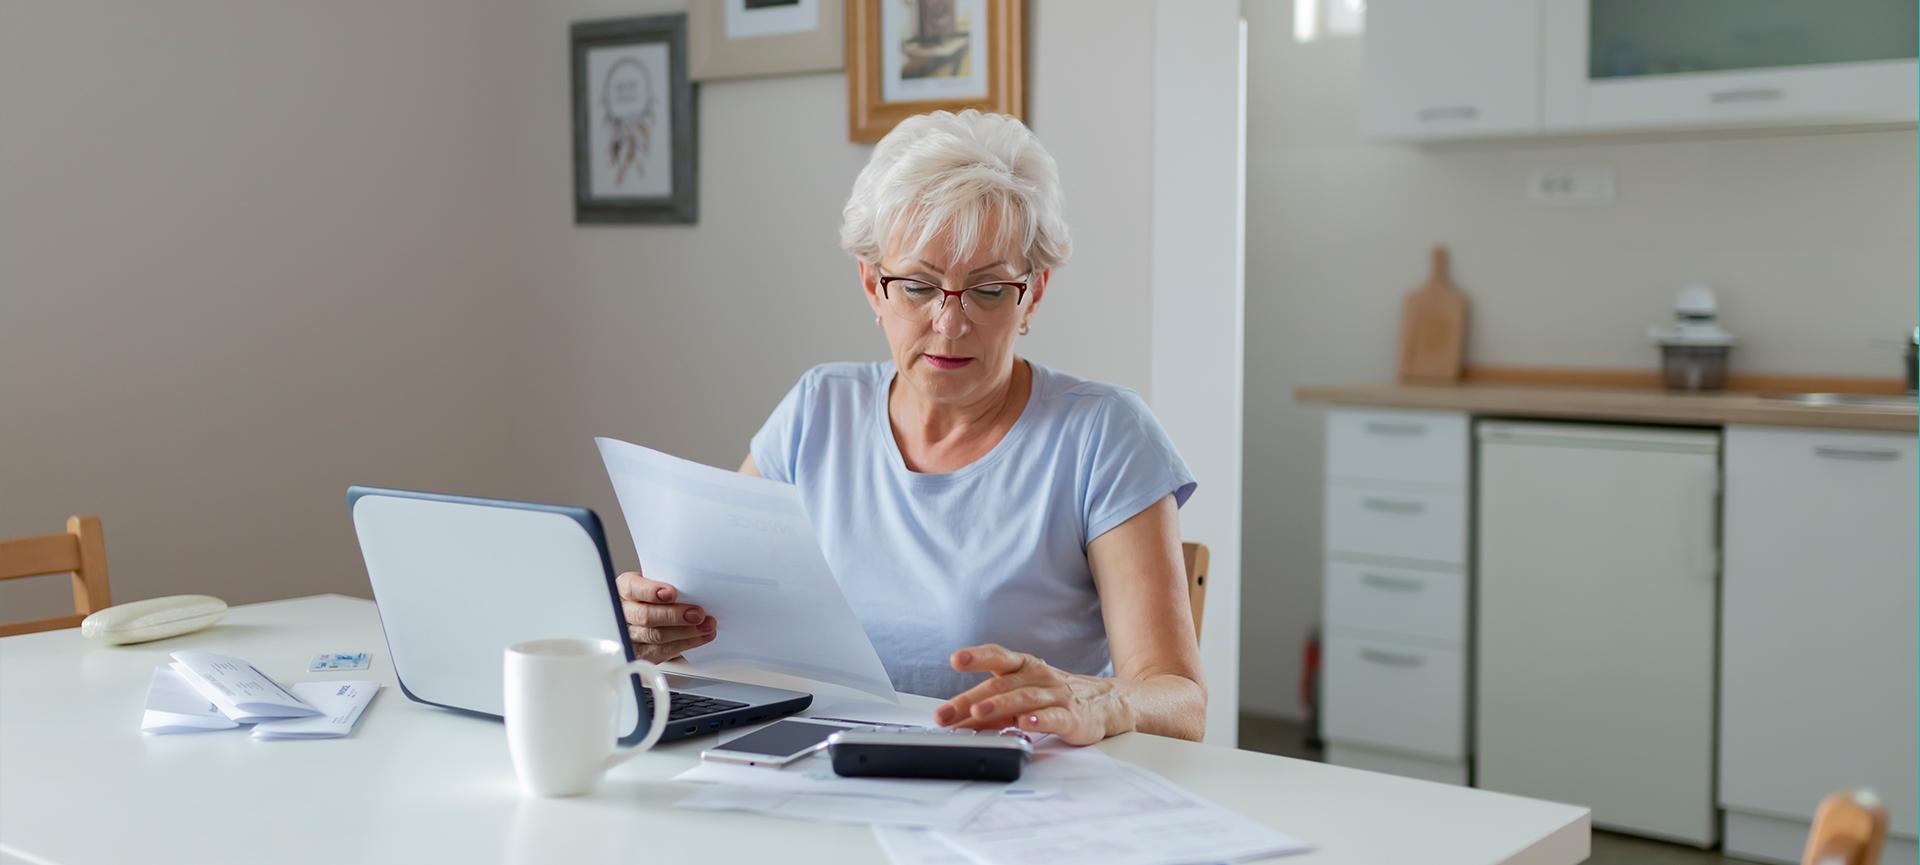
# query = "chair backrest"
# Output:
<box><xmin>0</xmin><ymin>516</ymin><xmax>112</xmax><ymax>637</ymax></box>
<box><xmin>1183</xmin><ymin>541</ymin><xmax>1209</xmax><ymax>641</ymax></box>
<box><xmin>1803</xmin><ymin>789</ymin><xmax>1888</xmax><ymax>865</ymax></box>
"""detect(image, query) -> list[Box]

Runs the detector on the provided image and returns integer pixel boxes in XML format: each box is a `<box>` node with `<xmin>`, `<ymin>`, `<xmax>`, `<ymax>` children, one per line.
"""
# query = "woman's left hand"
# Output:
<box><xmin>934</xmin><ymin>644</ymin><xmax>1129</xmax><ymax>746</ymax></box>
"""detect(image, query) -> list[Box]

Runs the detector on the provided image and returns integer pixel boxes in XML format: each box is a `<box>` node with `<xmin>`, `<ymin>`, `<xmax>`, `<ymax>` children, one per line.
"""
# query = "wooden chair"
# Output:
<box><xmin>1803</xmin><ymin>789</ymin><xmax>1888</xmax><ymax>865</ymax></box>
<box><xmin>0</xmin><ymin>516</ymin><xmax>112</xmax><ymax>637</ymax></box>
<box><xmin>1183</xmin><ymin>541</ymin><xmax>1209</xmax><ymax>641</ymax></box>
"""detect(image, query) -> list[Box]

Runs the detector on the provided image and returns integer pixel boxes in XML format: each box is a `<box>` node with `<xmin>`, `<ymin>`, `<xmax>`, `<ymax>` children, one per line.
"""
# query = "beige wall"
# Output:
<box><xmin>0</xmin><ymin>1</ymin><xmax>537</xmax><ymax>619</ymax></box>
<box><xmin>1238</xmin><ymin>2</ymin><xmax>1919</xmax><ymax>717</ymax></box>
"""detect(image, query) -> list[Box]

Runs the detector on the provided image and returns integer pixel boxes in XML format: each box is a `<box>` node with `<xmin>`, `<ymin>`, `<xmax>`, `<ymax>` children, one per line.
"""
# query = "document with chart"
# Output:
<box><xmin>597</xmin><ymin>437</ymin><xmax>897</xmax><ymax>700</ymax></box>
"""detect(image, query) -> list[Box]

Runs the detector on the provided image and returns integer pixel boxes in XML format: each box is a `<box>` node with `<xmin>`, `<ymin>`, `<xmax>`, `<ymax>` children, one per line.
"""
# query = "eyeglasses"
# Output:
<box><xmin>877</xmin><ymin>272</ymin><xmax>1031</xmax><ymax>323</ymax></box>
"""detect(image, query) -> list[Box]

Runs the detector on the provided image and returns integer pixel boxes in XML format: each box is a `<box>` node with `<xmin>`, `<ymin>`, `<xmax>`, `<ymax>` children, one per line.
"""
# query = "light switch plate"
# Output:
<box><xmin>1527</xmin><ymin>166</ymin><xmax>1615</xmax><ymax>206</ymax></box>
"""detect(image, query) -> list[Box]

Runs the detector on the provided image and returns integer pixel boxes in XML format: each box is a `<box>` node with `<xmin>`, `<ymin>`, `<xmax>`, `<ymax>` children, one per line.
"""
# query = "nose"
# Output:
<box><xmin>932</xmin><ymin>298</ymin><xmax>971</xmax><ymax>339</ymax></box>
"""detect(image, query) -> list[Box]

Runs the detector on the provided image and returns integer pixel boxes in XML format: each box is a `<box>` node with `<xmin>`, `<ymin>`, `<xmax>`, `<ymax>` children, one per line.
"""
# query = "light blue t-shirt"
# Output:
<box><xmin>749</xmin><ymin>360</ymin><xmax>1196</xmax><ymax>699</ymax></box>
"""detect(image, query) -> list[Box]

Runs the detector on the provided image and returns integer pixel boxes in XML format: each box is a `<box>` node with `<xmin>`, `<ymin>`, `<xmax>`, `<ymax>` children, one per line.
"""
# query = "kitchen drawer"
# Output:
<box><xmin>1325</xmin><ymin>485</ymin><xmax>1467</xmax><ymax>565</ymax></box>
<box><xmin>1323</xmin><ymin>632</ymin><xmax>1466</xmax><ymax>760</ymax></box>
<box><xmin>1325</xmin><ymin>559</ymin><xmax>1465</xmax><ymax>645</ymax></box>
<box><xmin>1327</xmin><ymin>409</ymin><xmax>1469</xmax><ymax>489</ymax></box>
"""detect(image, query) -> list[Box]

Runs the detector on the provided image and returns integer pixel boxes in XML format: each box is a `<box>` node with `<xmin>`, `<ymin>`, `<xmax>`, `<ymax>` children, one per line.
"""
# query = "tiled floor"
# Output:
<box><xmin>1236</xmin><ymin>713</ymin><xmax>1757</xmax><ymax>865</ymax></box>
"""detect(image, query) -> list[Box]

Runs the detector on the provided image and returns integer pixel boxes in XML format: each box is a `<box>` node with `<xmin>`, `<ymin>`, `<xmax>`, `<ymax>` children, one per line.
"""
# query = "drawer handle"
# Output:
<box><xmin>1814</xmin><ymin>446</ymin><xmax>1902</xmax><ymax>462</ymax></box>
<box><xmin>1363</xmin><ymin>420</ymin><xmax>1428</xmax><ymax>437</ymax></box>
<box><xmin>1361</xmin><ymin>497</ymin><xmax>1427</xmax><ymax>515</ymax></box>
<box><xmin>1360</xmin><ymin>572</ymin><xmax>1426</xmax><ymax>593</ymax></box>
<box><xmin>1708</xmin><ymin>87</ymin><xmax>1784</xmax><ymax>104</ymax></box>
<box><xmin>1359</xmin><ymin>648</ymin><xmax>1427</xmax><ymax>668</ymax></box>
<box><xmin>1417</xmin><ymin>105</ymin><xmax>1478</xmax><ymax>122</ymax></box>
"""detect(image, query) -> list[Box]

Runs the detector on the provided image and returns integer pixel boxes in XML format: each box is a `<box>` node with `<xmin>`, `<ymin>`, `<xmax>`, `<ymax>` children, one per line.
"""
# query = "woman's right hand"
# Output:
<box><xmin>615</xmin><ymin>570</ymin><xmax>718</xmax><ymax>663</ymax></box>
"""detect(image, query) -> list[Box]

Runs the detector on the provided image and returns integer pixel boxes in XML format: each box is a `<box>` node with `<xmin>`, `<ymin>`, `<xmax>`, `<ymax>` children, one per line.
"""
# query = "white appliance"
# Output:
<box><xmin>1474</xmin><ymin>421</ymin><xmax>1720</xmax><ymax>846</ymax></box>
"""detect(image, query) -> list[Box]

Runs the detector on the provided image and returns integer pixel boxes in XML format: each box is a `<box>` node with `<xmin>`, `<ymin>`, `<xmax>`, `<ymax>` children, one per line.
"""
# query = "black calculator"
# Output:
<box><xmin>825</xmin><ymin>726</ymin><xmax>1034</xmax><ymax>782</ymax></box>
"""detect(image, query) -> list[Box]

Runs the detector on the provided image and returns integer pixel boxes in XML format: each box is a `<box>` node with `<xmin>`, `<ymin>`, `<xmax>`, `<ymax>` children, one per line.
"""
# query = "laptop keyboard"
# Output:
<box><xmin>642</xmin><ymin>691</ymin><xmax>751</xmax><ymax>722</ymax></box>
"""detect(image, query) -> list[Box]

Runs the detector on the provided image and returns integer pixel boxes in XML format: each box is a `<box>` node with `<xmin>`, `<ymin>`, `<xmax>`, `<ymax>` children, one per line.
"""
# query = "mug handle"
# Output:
<box><xmin>603</xmin><ymin>658</ymin><xmax>673</xmax><ymax>770</ymax></box>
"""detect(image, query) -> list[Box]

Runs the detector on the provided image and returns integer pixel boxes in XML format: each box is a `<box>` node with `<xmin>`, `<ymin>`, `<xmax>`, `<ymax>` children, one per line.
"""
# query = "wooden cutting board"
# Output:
<box><xmin>1398</xmin><ymin>245</ymin><xmax>1468</xmax><ymax>384</ymax></box>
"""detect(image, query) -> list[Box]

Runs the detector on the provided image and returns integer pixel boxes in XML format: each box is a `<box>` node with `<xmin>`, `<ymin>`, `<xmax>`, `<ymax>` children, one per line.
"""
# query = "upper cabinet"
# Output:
<box><xmin>1365</xmin><ymin>0</ymin><xmax>1918</xmax><ymax>141</ymax></box>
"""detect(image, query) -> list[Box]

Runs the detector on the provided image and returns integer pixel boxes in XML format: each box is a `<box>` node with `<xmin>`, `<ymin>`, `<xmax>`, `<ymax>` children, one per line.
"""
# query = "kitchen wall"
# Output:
<box><xmin>0</xmin><ymin>1</ymin><xmax>537</xmax><ymax>620</ymax></box>
<box><xmin>1238</xmin><ymin>1</ymin><xmax>1920</xmax><ymax>717</ymax></box>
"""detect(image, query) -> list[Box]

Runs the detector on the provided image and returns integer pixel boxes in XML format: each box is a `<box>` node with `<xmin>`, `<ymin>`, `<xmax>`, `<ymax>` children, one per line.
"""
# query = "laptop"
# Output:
<box><xmin>347</xmin><ymin>485</ymin><xmax>812</xmax><ymax>744</ymax></box>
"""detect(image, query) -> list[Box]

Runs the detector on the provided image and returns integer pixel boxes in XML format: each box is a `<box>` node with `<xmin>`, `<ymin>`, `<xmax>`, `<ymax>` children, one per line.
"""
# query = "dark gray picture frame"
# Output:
<box><xmin>571</xmin><ymin>14</ymin><xmax>697</xmax><ymax>224</ymax></box>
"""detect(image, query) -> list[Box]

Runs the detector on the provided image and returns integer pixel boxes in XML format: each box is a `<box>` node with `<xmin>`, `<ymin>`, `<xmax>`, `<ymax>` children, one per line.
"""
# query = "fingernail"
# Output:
<box><xmin>685</xmin><ymin>609</ymin><xmax>704</xmax><ymax>624</ymax></box>
<box><xmin>975</xmin><ymin>700</ymin><xmax>995</xmax><ymax>715</ymax></box>
<box><xmin>955</xmin><ymin>650</ymin><xmax>972</xmax><ymax>665</ymax></box>
<box><xmin>1027</xmin><ymin>715</ymin><xmax>1039</xmax><ymax>726</ymax></box>
<box><xmin>699</xmin><ymin>618</ymin><xmax>716</xmax><ymax>632</ymax></box>
<box><xmin>934</xmin><ymin>707</ymin><xmax>953</xmax><ymax>723</ymax></box>
<box><xmin>655</xmin><ymin>588</ymin><xmax>670</xmax><ymax>600</ymax></box>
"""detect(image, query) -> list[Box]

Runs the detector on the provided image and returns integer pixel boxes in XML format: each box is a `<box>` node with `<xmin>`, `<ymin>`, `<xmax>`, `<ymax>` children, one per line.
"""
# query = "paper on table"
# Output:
<box><xmin>596</xmin><ymin>437</ymin><xmax>896</xmax><ymax>700</ymax></box>
<box><xmin>252</xmin><ymin>681</ymin><xmax>380</xmax><ymax>739</ymax></box>
<box><xmin>141</xmin><ymin>666</ymin><xmax>240</xmax><ymax>734</ymax></box>
<box><xmin>934</xmin><ymin>763</ymin><xmax>1311</xmax><ymax>865</ymax></box>
<box><xmin>170</xmin><ymin>651</ymin><xmax>320</xmax><ymax>723</ymax></box>
<box><xmin>676</xmin><ymin>774</ymin><xmax>1004</xmax><ymax>831</ymax></box>
<box><xmin>676</xmin><ymin>750</ymin><xmax>972</xmax><ymax>804</ymax></box>
<box><xmin>872</xmin><ymin>827</ymin><xmax>974</xmax><ymax>865</ymax></box>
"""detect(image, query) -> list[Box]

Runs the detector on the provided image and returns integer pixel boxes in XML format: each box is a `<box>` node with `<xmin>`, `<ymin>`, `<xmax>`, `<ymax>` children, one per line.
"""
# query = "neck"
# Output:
<box><xmin>891</xmin><ymin>359</ymin><xmax>1030</xmax><ymax>449</ymax></box>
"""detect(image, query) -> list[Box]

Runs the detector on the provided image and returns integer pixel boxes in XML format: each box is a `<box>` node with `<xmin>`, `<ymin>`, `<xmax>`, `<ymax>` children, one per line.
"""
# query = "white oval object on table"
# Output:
<box><xmin>79</xmin><ymin>595</ymin><xmax>227</xmax><ymax>645</ymax></box>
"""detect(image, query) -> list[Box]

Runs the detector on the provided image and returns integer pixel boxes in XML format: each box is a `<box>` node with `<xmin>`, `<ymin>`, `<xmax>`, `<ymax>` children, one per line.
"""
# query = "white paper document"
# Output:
<box><xmin>871</xmin><ymin>827</ymin><xmax>974</xmax><ymax>865</ymax></box>
<box><xmin>935</xmin><ymin>763</ymin><xmax>1311</xmax><ymax>865</ymax></box>
<box><xmin>596</xmin><ymin>437</ymin><xmax>897</xmax><ymax>700</ymax></box>
<box><xmin>141</xmin><ymin>665</ymin><xmax>241</xmax><ymax>734</ymax></box>
<box><xmin>252</xmin><ymin>681</ymin><xmax>380</xmax><ymax>739</ymax></box>
<box><xmin>170</xmin><ymin>651</ymin><xmax>320</xmax><ymax>723</ymax></box>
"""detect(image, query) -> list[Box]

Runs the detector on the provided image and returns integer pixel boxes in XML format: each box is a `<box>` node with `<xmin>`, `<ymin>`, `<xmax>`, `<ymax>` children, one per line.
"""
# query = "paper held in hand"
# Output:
<box><xmin>596</xmin><ymin>437</ymin><xmax>897</xmax><ymax>701</ymax></box>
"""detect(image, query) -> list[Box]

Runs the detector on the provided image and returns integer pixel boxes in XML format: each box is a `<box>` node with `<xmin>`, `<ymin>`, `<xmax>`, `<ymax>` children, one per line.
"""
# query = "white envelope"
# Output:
<box><xmin>140</xmin><ymin>666</ymin><xmax>240</xmax><ymax>734</ymax></box>
<box><xmin>252</xmin><ymin>681</ymin><xmax>380</xmax><ymax>739</ymax></box>
<box><xmin>169</xmin><ymin>651</ymin><xmax>320</xmax><ymax>723</ymax></box>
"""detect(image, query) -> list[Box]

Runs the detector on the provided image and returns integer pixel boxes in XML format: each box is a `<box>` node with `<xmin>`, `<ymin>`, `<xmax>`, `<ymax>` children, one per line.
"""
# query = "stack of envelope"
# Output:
<box><xmin>140</xmin><ymin>650</ymin><xmax>378</xmax><ymax>740</ymax></box>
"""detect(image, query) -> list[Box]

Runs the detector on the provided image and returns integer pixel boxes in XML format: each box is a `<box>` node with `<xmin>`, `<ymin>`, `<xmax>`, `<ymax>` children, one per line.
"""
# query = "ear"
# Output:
<box><xmin>1021</xmin><ymin>269</ymin><xmax>1049</xmax><ymax>322</ymax></box>
<box><xmin>860</xmin><ymin>260</ymin><xmax>885</xmax><ymax>317</ymax></box>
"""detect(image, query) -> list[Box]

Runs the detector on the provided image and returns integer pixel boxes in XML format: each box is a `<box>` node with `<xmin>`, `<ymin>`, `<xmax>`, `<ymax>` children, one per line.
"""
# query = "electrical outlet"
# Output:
<box><xmin>1528</xmin><ymin>166</ymin><xmax>1615</xmax><ymax>206</ymax></box>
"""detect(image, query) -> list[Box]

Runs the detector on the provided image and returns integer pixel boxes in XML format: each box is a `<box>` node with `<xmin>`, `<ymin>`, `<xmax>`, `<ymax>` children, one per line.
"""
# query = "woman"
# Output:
<box><xmin>617</xmin><ymin>110</ymin><xmax>1205</xmax><ymax>744</ymax></box>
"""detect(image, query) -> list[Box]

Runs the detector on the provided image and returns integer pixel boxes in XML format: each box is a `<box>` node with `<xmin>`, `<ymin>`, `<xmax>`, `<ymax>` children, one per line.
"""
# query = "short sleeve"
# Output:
<box><xmin>748</xmin><ymin>371</ymin><xmax>813</xmax><ymax>485</ymax></box>
<box><xmin>1081</xmin><ymin>389</ymin><xmax>1198</xmax><ymax>545</ymax></box>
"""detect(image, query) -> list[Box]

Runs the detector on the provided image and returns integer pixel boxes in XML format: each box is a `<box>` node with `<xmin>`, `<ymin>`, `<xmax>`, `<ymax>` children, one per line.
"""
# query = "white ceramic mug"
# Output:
<box><xmin>503</xmin><ymin>638</ymin><xmax>672</xmax><ymax>797</ymax></box>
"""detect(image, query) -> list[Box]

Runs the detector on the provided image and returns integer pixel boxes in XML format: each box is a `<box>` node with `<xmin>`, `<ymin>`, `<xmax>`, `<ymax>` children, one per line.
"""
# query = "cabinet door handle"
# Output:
<box><xmin>1417</xmin><ymin>105</ymin><xmax>1479</xmax><ymax>122</ymax></box>
<box><xmin>1814</xmin><ymin>446</ymin><xmax>1902</xmax><ymax>462</ymax></box>
<box><xmin>1360</xmin><ymin>572</ymin><xmax>1426</xmax><ymax>593</ymax></box>
<box><xmin>1360</xmin><ymin>648</ymin><xmax>1426</xmax><ymax>668</ymax></box>
<box><xmin>1363</xmin><ymin>420</ymin><xmax>1428</xmax><ymax>437</ymax></box>
<box><xmin>1708</xmin><ymin>87</ymin><xmax>1785</xmax><ymax>104</ymax></box>
<box><xmin>1361</xmin><ymin>497</ymin><xmax>1426</xmax><ymax>515</ymax></box>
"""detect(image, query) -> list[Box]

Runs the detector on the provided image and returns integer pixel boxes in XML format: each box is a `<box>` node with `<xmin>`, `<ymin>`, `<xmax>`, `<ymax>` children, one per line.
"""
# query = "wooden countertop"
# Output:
<box><xmin>1295</xmin><ymin>382</ymin><xmax>1917</xmax><ymax>433</ymax></box>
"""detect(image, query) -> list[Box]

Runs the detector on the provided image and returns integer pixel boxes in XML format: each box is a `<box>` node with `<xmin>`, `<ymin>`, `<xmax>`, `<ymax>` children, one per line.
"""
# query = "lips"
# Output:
<box><xmin>922</xmin><ymin>353</ymin><xmax>974</xmax><ymax>370</ymax></box>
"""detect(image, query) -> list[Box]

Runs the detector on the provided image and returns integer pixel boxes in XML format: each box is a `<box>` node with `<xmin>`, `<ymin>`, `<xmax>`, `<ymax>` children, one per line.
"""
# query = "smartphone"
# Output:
<box><xmin>700</xmin><ymin>719</ymin><xmax>853</xmax><ymax>767</ymax></box>
<box><xmin>826</xmin><ymin>727</ymin><xmax>1033</xmax><ymax>781</ymax></box>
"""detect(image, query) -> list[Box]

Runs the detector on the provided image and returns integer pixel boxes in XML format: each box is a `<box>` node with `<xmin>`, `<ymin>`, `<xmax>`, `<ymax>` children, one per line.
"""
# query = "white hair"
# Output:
<box><xmin>840</xmin><ymin>110</ymin><xmax>1072</xmax><ymax>273</ymax></box>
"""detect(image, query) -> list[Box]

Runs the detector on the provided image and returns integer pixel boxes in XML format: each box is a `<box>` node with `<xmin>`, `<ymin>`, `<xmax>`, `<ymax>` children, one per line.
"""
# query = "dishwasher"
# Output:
<box><xmin>1474</xmin><ymin>421</ymin><xmax>1720</xmax><ymax>847</ymax></box>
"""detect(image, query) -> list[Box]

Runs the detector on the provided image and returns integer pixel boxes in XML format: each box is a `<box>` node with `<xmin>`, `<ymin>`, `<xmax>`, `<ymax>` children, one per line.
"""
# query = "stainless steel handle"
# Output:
<box><xmin>1708</xmin><ymin>87</ymin><xmax>1785</xmax><ymax>104</ymax></box>
<box><xmin>1359</xmin><ymin>648</ymin><xmax>1426</xmax><ymax>668</ymax></box>
<box><xmin>1363</xmin><ymin>420</ymin><xmax>1428</xmax><ymax>437</ymax></box>
<box><xmin>1417</xmin><ymin>105</ymin><xmax>1479</xmax><ymax>122</ymax></box>
<box><xmin>1361</xmin><ymin>497</ymin><xmax>1426</xmax><ymax>515</ymax></box>
<box><xmin>1814</xmin><ymin>446</ymin><xmax>1902</xmax><ymax>462</ymax></box>
<box><xmin>1360</xmin><ymin>572</ymin><xmax>1426</xmax><ymax>593</ymax></box>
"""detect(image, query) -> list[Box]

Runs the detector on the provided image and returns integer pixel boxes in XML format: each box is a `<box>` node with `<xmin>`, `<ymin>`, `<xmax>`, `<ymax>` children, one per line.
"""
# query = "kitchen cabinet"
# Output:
<box><xmin>1362</xmin><ymin>0</ymin><xmax>1541</xmax><ymax>140</ymax></box>
<box><xmin>1720</xmin><ymin>425</ymin><xmax>1918</xmax><ymax>864</ymax></box>
<box><xmin>1320</xmin><ymin>408</ymin><xmax>1470</xmax><ymax>785</ymax></box>
<box><xmin>1541</xmin><ymin>0</ymin><xmax>1918</xmax><ymax>132</ymax></box>
<box><xmin>1474</xmin><ymin>422</ymin><xmax>1720</xmax><ymax>846</ymax></box>
<box><xmin>1363</xmin><ymin>0</ymin><xmax>1917</xmax><ymax>141</ymax></box>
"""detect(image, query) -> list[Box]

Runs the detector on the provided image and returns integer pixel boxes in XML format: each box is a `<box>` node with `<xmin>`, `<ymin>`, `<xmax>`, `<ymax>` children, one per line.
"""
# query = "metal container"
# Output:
<box><xmin>1660</xmin><ymin>344</ymin><xmax>1731</xmax><ymax>391</ymax></box>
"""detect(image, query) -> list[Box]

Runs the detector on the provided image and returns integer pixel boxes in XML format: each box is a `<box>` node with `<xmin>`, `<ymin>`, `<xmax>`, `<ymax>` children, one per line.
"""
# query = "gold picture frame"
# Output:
<box><xmin>845</xmin><ymin>0</ymin><xmax>1025</xmax><ymax>143</ymax></box>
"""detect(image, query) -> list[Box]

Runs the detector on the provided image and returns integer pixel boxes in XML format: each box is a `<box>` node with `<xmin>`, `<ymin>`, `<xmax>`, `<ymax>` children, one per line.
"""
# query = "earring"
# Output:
<box><xmin>874</xmin><ymin>316</ymin><xmax>882</xmax><ymax>327</ymax></box>
<box><xmin>1018</xmin><ymin>320</ymin><xmax>1031</xmax><ymax>336</ymax></box>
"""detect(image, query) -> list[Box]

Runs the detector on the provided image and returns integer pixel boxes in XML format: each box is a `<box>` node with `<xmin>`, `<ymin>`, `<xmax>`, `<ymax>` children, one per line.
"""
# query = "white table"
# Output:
<box><xmin>0</xmin><ymin>596</ymin><xmax>1589</xmax><ymax>864</ymax></box>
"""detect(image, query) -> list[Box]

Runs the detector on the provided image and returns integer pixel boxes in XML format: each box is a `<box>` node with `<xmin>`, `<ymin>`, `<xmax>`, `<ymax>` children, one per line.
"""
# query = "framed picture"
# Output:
<box><xmin>689</xmin><ymin>0</ymin><xmax>846</xmax><ymax>81</ymax></box>
<box><xmin>845</xmin><ymin>0</ymin><xmax>1025</xmax><ymax>143</ymax></box>
<box><xmin>571</xmin><ymin>15</ymin><xmax>697</xmax><ymax>224</ymax></box>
